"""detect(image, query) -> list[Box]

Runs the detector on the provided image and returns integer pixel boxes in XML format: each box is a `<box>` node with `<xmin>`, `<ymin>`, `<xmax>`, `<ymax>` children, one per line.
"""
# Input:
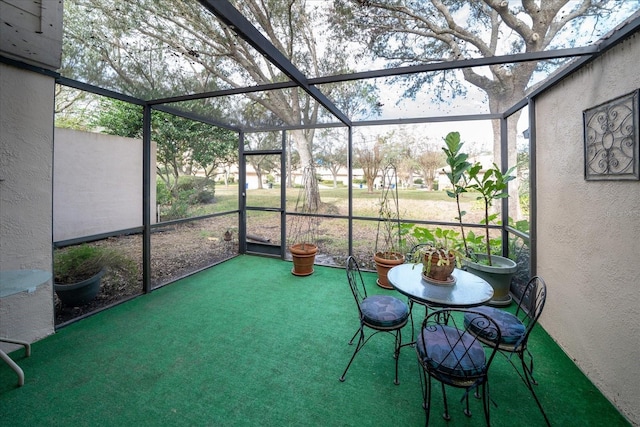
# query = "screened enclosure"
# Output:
<box><xmin>49</xmin><ymin>0</ymin><xmax>640</xmax><ymax>324</ymax></box>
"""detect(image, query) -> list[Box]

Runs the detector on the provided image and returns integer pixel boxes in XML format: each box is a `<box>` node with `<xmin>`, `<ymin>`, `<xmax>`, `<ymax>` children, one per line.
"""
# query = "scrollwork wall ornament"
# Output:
<box><xmin>583</xmin><ymin>90</ymin><xmax>639</xmax><ymax>181</ymax></box>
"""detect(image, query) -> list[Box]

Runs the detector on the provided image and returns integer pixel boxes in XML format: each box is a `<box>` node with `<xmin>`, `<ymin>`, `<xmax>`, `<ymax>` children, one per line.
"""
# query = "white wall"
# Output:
<box><xmin>535</xmin><ymin>34</ymin><xmax>640</xmax><ymax>424</ymax></box>
<box><xmin>0</xmin><ymin>63</ymin><xmax>56</xmax><ymax>351</ymax></box>
<box><xmin>53</xmin><ymin>128</ymin><xmax>156</xmax><ymax>242</ymax></box>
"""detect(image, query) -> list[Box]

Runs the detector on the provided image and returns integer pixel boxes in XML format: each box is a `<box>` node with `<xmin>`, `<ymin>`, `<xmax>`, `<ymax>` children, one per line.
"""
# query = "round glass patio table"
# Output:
<box><xmin>0</xmin><ymin>269</ymin><xmax>52</xmax><ymax>387</ymax></box>
<box><xmin>387</xmin><ymin>264</ymin><xmax>493</xmax><ymax>308</ymax></box>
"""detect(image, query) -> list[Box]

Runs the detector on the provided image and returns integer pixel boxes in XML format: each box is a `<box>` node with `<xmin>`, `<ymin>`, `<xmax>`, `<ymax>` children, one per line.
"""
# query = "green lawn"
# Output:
<box><xmin>209</xmin><ymin>183</ymin><xmax>477</xmax><ymax>221</ymax></box>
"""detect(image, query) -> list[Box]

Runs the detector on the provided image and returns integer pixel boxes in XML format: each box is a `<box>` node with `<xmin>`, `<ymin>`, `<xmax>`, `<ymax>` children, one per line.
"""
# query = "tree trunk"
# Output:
<box><xmin>291</xmin><ymin>130</ymin><xmax>320</xmax><ymax>212</ymax></box>
<box><xmin>489</xmin><ymin>98</ymin><xmax>523</xmax><ymax>222</ymax></box>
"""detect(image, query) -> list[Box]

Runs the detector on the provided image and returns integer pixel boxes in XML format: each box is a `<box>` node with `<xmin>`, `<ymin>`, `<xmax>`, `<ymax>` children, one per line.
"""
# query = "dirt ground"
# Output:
<box><xmin>53</xmin><ymin>193</ymin><xmax>498</xmax><ymax>325</ymax></box>
<box><xmin>54</xmin><ymin>218</ymin><xmax>238</xmax><ymax>325</ymax></box>
<box><xmin>53</xmin><ymin>215</ymin><xmax>384</xmax><ymax>325</ymax></box>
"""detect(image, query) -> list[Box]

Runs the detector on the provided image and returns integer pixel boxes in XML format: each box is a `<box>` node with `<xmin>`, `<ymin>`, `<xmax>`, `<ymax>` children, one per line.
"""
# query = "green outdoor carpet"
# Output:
<box><xmin>0</xmin><ymin>255</ymin><xmax>629</xmax><ymax>426</ymax></box>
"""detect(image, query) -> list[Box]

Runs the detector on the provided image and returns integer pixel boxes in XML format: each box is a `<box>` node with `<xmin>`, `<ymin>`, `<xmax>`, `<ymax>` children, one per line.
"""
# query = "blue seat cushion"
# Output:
<box><xmin>361</xmin><ymin>295</ymin><xmax>409</xmax><ymax>328</ymax></box>
<box><xmin>464</xmin><ymin>306</ymin><xmax>525</xmax><ymax>345</ymax></box>
<box><xmin>416</xmin><ymin>324</ymin><xmax>486</xmax><ymax>377</ymax></box>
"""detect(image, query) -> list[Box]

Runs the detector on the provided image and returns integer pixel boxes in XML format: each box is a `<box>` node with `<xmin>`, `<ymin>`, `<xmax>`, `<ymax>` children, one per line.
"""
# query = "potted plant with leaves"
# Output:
<box><xmin>442</xmin><ymin>131</ymin><xmax>474</xmax><ymax>256</ymax></box>
<box><xmin>463</xmin><ymin>161</ymin><xmax>518</xmax><ymax>305</ymax></box>
<box><xmin>442</xmin><ymin>131</ymin><xmax>518</xmax><ymax>305</ymax></box>
<box><xmin>408</xmin><ymin>225</ymin><xmax>463</xmax><ymax>285</ymax></box>
<box><xmin>54</xmin><ymin>244</ymin><xmax>137</xmax><ymax>306</ymax></box>
<box><xmin>288</xmin><ymin>163</ymin><xmax>319</xmax><ymax>276</ymax></box>
<box><xmin>373</xmin><ymin>165</ymin><xmax>405</xmax><ymax>289</ymax></box>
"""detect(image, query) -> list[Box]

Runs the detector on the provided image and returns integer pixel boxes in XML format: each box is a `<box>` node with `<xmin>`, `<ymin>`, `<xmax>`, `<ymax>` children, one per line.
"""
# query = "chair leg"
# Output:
<box><xmin>339</xmin><ymin>327</ymin><xmax>365</xmax><ymax>382</ymax></box>
<box><xmin>393</xmin><ymin>329</ymin><xmax>402</xmax><ymax>385</ymax></box>
<box><xmin>441</xmin><ymin>382</ymin><xmax>451</xmax><ymax>421</ymax></box>
<box><xmin>523</xmin><ymin>348</ymin><xmax>539</xmax><ymax>385</ymax></box>
<box><xmin>463</xmin><ymin>391</ymin><xmax>472</xmax><ymax>417</ymax></box>
<box><xmin>520</xmin><ymin>354</ymin><xmax>551</xmax><ymax>427</ymax></box>
<box><xmin>409</xmin><ymin>300</ymin><xmax>415</xmax><ymax>342</ymax></box>
<box><xmin>347</xmin><ymin>327</ymin><xmax>360</xmax><ymax>345</ymax></box>
<box><xmin>419</xmin><ymin>366</ymin><xmax>432</xmax><ymax>427</ymax></box>
<box><xmin>482</xmin><ymin>381</ymin><xmax>491</xmax><ymax>426</ymax></box>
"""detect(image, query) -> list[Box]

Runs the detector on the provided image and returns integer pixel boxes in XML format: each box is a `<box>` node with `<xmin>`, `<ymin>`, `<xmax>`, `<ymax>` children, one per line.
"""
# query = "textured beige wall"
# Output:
<box><xmin>0</xmin><ymin>63</ymin><xmax>55</xmax><ymax>351</ymax></box>
<box><xmin>0</xmin><ymin>0</ymin><xmax>63</xmax><ymax>70</ymax></box>
<box><xmin>535</xmin><ymin>34</ymin><xmax>640</xmax><ymax>424</ymax></box>
<box><xmin>53</xmin><ymin>128</ymin><xmax>157</xmax><ymax>242</ymax></box>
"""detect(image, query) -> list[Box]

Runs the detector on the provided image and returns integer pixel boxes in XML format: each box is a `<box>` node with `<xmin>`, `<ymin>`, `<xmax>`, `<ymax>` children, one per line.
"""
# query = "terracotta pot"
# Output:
<box><xmin>373</xmin><ymin>251</ymin><xmax>405</xmax><ymax>289</ymax></box>
<box><xmin>289</xmin><ymin>243</ymin><xmax>318</xmax><ymax>276</ymax></box>
<box><xmin>423</xmin><ymin>251</ymin><xmax>455</xmax><ymax>282</ymax></box>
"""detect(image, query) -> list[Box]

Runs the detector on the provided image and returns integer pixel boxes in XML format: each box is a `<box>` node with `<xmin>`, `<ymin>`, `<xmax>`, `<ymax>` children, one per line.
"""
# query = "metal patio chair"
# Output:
<box><xmin>463</xmin><ymin>276</ymin><xmax>550</xmax><ymax>426</ymax></box>
<box><xmin>416</xmin><ymin>308</ymin><xmax>501</xmax><ymax>426</ymax></box>
<box><xmin>339</xmin><ymin>255</ymin><xmax>409</xmax><ymax>385</ymax></box>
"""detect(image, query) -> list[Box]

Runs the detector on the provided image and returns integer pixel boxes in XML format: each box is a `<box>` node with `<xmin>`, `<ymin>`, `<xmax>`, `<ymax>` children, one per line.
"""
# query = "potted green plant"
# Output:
<box><xmin>463</xmin><ymin>161</ymin><xmax>518</xmax><ymax>305</ymax></box>
<box><xmin>408</xmin><ymin>226</ymin><xmax>463</xmax><ymax>285</ymax></box>
<box><xmin>287</xmin><ymin>163</ymin><xmax>319</xmax><ymax>276</ymax></box>
<box><xmin>373</xmin><ymin>164</ymin><xmax>405</xmax><ymax>289</ymax></box>
<box><xmin>442</xmin><ymin>131</ymin><xmax>473</xmax><ymax>255</ymax></box>
<box><xmin>54</xmin><ymin>244</ymin><xmax>137</xmax><ymax>306</ymax></box>
<box><xmin>442</xmin><ymin>131</ymin><xmax>518</xmax><ymax>305</ymax></box>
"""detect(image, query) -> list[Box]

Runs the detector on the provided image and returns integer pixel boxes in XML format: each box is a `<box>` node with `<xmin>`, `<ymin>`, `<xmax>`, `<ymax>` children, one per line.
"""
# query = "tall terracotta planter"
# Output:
<box><xmin>373</xmin><ymin>251</ymin><xmax>405</xmax><ymax>289</ymax></box>
<box><xmin>289</xmin><ymin>243</ymin><xmax>318</xmax><ymax>276</ymax></box>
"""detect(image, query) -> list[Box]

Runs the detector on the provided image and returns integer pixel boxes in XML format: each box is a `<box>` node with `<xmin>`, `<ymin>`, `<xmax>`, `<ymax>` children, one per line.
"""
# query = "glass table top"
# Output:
<box><xmin>387</xmin><ymin>264</ymin><xmax>493</xmax><ymax>307</ymax></box>
<box><xmin>0</xmin><ymin>270</ymin><xmax>52</xmax><ymax>298</ymax></box>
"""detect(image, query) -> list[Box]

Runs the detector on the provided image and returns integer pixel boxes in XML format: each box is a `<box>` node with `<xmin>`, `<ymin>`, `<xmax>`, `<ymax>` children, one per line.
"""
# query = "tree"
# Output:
<box><xmin>245</xmin><ymin>132</ymin><xmax>280</xmax><ymax>190</ymax></box>
<box><xmin>54</xmin><ymin>86</ymin><xmax>94</xmax><ymax>131</ymax></box>
<box><xmin>92</xmin><ymin>98</ymin><xmax>237</xmax><ymax>199</ymax></box>
<box><xmin>353</xmin><ymin>133</ymin><xmax>393</xmax><ymax>192</ymax></box>
<box><xmin>416</xmin><ymin>142</ymin><xmax>444</xmax><ymax>190</ymax></box>
<box><xmin>315</xmin><ymin>129</ymin><xmax>348</xmax><ymax>188</ymax></box>
<box><xmin>63</xmin><ymin>0</ymin><xmax>379</xmax><ymax>211</ymax></box>
<box><xmin>386</xmin><ymin>128</ymin><xmax>419</xmax><ymax>188</ymax></box>
<box><xmin>332</xmin><ymin>0</ymin><xmax>638</xmax><ymax>217</ymax></box>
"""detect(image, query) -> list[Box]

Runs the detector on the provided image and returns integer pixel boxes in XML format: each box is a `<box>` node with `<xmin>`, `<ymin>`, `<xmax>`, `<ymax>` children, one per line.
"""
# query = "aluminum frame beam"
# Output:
<box><xmin>197</xmin><ymin>0</ymin><xmax>352</xmax><ymax>127</ymax></box>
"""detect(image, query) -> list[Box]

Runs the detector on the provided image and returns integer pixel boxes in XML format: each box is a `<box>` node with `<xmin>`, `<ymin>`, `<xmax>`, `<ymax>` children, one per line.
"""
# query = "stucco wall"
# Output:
<box><xmin>0</xmin><ymin>63</ymin><xmax>55</xmax><ymax>351</ymax></box>
<box><xmin>535</xmin><ymin>34</ymin><xmax>640</xmax><ymax>424</ymax></box>
<box><xmin>53</xmin><ymin>128</ymin><xmax>157</xmax><ymax>242</ymax></box>
<box><xmin>0</xmin><ymin>0</ymin><xmax>63</xmax><ymax>70</ymax></box>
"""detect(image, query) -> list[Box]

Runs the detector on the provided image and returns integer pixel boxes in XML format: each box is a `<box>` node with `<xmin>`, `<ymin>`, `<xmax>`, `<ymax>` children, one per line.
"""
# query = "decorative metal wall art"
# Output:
<box><xmin>583</xmin><ymin>90</ymin><xmax>639</xmax><ymax>180</ymax></box>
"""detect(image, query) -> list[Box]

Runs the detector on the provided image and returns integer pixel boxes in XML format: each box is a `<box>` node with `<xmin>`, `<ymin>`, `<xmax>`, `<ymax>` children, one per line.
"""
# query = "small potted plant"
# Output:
<box><xmin>54</xmin><ymin>244</ymin><xmax>137</xmax><ymax>306</ymax></box>
<box><xmin>409</xmin><ymin>226</ymin><xmax>463</xmax><ymax>284</ymax></box>
<box><xmin>373</xmin><ymin>164</ymin><xmax>405</xmax><ymax>288</ymax></box>
<box><xmin>287</xmin><ymin>163</ymin><xmax>319</xmax><ymax>276</ymax></box>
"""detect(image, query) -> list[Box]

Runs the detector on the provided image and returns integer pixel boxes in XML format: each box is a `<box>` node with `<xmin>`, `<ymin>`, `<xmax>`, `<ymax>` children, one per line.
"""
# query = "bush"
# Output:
<box><xmin>54</xmin><ymin>244</ymin><xmax>137</xmax><ymax>284</ymax></box>
<box><xmin>176</xmin><ymin>176</ymin><xmax>197</xmax><ymax>191</ymax></box>
<box><xmin>195</xmin><ymin>189</ymin><xmax>215</xmax><ymax>204</ymax></box>
<box><xmin>161</xmin><ymin>199</ymin><xmax>190</xmax><ymax>220</ymax></box>
<box><xmin>156</xmin><ymin>181</ymin><xmax>172</xmax><ymax>205</ymax></box>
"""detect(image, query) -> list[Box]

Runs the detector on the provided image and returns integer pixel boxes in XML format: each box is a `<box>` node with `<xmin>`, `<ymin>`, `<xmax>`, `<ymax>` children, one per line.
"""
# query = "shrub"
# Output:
<box><xmin>161</xmin><ymin>199</ymin><xmax>190</xmax><ymax>220</ymax></box>
<box><xmin>54</xmin><ymin>244</ymin><xmax>137</xmax><ymax>284</ymax></box>
<box><xmin>195</xmin><ymin>189</ymin><xmax>215</xmax><ymax>204</ymax></box>
<box><xmin>156</xmin><ymin>181</ymin><xmax>172</xmax><ymax>205</ymax></box>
